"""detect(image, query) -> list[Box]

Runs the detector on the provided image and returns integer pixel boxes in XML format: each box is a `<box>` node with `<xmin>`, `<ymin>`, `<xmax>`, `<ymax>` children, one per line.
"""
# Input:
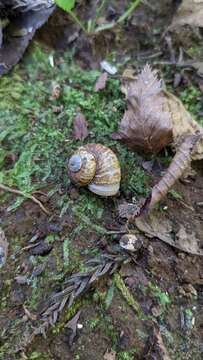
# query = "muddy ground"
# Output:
<box><xmin>0</xmin><ymin>1</ymin><xmax>203</xmax><ymax>359</ymax></box>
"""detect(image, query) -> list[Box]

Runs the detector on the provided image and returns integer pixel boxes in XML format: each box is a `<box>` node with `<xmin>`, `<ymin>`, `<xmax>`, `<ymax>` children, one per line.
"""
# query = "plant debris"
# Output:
<box><xmin>34</xmin><ymin>248</ymin><xmax>130</xmax><ymax>338</ymax></box>
<box><xmin>0</xmin><ymin>3</ymin><xmax>55</xmax><ymax>75</ymax></box>
<box><xmin>171</xmin><ymin>0</ymin><xmax>203</xmax><ymax>29</ymax></box>
<box><xmin>0</xmin><ymin>183</ymin><xmax>50</xmax><ymax>215</ymax></box>
<box><xmin>144</xmin><ymin>322</ymin><xmax>171</xmax><ymax>360</ymax></box>
<box><xmin>135</xmin><ymin>211</ymin><xmax>203</xmax><ymax>256</ymax></box>
<box><xmin>115</xmin><ymin>64</ymin><xmax>173</xmax><ymax>153</ymax></box>
<box><xmin>144</xmin><ymin>134</ymin><xmax>201</xmax><ymax>211</ymax></box>
<box><xmin>115</xmin><ymin>65</ymin><xmax>203</xmax><ymax>212</ymax></box>
<box><xmin>73</xmin><ymin>112</ymin><xmax>89</xmax><ymax>141</ymax></box>
<box><xmin>65</xmin><ymin>310</ymin><xmax>81</xmax><ymax>346</ymax></box>
<box><xmin>0</xmin><ymin>227</ymin><xmax>8</xmax><ymax>267</ymax></box>
<box><xmin>94</xmin><ymin>72</ymin><xmax>108</xmax><ymax>92</ymax></box>
<box><xmin>103</xmin><ymin>349</ymin><xmax>116</xmax><ymax>360</ymax></box>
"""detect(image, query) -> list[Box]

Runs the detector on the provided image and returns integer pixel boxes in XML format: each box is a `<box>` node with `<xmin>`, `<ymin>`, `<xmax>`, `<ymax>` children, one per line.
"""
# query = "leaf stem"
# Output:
<box><xmin>69</xmin><ymin>10</ymin><xmax>87</xmax><ymax>33</ymax></box>
<box><xmin>117</xmin><ymin>0</ymin><xmax>142</xmax><ymax>24</ymax></box>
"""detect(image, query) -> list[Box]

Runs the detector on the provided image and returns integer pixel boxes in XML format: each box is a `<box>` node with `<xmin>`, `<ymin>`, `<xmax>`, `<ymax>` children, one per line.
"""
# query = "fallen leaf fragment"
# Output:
<box><xmin>115</xmin><ymin>65</ymin><xmax>203</xmax><ymax>212</ymax></box>
<box><xmin>176</xmin><ymin>224</ymin><xmax>202</xmax><ymax>255</ymax></box>
<box><xmin>65</xmin><ymin>310</ymin><xmax>81</xmax><ymax>346</ymax></box>
<box><xmin>0</xmin><ymin>228</ymin><xmax>8</xmax><ymax>267</ymax></box>
<box><xmin>73</xmin><ymin>112</ymin><xmax>89</xmax><ymax>140</ymax></box>
<box><xmin>51</xmin><ymin>81</ymin><xmax>61</xmax><ymax>100</ymax></box>
<box><xmin>171</xmin><ymin>0</ymin><xmax>203</xmax><ymax>29</ymax></box>
<box><xmin>151</xmin><ymin>323</ymin><xmax>171</xmax><ymax>360</ymax></box>
<box><xmin>104</xmin><ymin>349</ymin><xmax>116</xmax><ymax>360</ymax></box>
<box><xmin>135</xmin><ymin>212</ymin><xmax>203</xmax><ymax>256</ymax></box>
<box><xmin>116</xmin><ymin>64</ymin><xmax>173</xmax><ymax>153</ymax></box>
<box><xmin>94</xmin><ymin>72</ymin><xmax>108</xmax><ymax>92</ymax></box>
<box><xmin>144</xmin><ymin>134</ymin><xmax>201</xmax><ymax>211</ymax></box>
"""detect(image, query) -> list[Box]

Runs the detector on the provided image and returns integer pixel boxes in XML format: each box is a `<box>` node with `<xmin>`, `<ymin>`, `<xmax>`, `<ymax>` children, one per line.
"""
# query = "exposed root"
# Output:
<box><xmin>0</xmin><ymin>183</ymin><xmax>50</xmax><ymax>215</ymax></box>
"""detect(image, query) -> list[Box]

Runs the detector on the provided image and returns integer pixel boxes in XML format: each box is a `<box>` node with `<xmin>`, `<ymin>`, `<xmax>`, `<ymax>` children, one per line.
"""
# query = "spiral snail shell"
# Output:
<box><xmin>68</xmin><ymin>144</ymin><xmax>121</xmax><ymax>196</ymax></box>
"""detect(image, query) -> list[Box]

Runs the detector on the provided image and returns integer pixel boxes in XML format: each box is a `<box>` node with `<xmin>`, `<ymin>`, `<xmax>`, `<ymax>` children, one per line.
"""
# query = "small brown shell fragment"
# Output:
<box><xmin>67</xmin><ymin>144</ymin><xmax>121</xmax><ymax>196</ymax></box>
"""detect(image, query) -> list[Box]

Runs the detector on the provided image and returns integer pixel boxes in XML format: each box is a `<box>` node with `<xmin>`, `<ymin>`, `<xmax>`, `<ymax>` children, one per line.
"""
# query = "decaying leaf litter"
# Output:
<box><xmin>1</xmin><ymin>0</ymin><xmax>202</xmax><ymax>359</ymax></box>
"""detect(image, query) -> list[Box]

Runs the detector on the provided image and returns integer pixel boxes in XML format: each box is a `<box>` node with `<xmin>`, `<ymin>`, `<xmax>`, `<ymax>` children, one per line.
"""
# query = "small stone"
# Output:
<box><xmin>100</xmin><ymin>60</ymin><xmax>117</xmax><ymax>75</ymax></box>
<box><xmin>77</xmin><ymin>323</ymin><xmax>83</xmax><ymax>329</ymax></box>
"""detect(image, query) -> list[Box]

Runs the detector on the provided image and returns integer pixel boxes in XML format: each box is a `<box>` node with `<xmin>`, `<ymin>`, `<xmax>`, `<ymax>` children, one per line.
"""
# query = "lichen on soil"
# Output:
<box><xmin>0</xmin><ymin>1</ymin><xmax>203</xmax><ymax>359</ymax></box>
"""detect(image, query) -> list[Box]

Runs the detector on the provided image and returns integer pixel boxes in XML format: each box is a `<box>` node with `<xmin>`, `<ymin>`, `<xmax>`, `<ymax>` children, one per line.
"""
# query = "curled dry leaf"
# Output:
<box><xmin>73</xmin><ymin>112</ymin><xmax>89</xmax><ymax>141</ymax></box>
<box><xmin>103</xmin><ymin>349</ymin><xmax>116</xmax><ymax>360</ymax></box>
<box><xmin>116</xmin><ymin>64</ymin><xmax>173</xmax><ymax>153</ymax></box>
<box><xmin>145</xmin><ymin>134</ymin><xmax>201</xmax><ymax>211</ymax></box>
<box><xmin>162</xmin><ymin>90</ymin><xmax>203</xmax><ymax>160</ymax></box>
<box><xmin>171</xmin><ymin>0</ymin><xmax>203</xmax><ymax>29</ymax></box>
<box><xmin>94</xmin><ymin>72</ymin><xmax>108</xmax><ymax>92</ymax></box>
<box><xmin>0</xmin><ymin>227</ymin><xmax>8</xmax><ymax>267</ymax></box>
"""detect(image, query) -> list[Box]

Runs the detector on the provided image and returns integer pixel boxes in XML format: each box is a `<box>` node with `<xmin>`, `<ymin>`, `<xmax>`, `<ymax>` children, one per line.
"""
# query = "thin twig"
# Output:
<box><xmin>0</xmin><ymin>183</ymin><xmax>50</xmax><ymax>215</ymax></box>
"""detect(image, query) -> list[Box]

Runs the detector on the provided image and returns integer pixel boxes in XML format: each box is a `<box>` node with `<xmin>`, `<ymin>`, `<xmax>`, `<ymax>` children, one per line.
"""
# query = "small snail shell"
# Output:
<box><xmin>119</xmin><ymin>234</ymin><xmax>143</xmax><ymax>252</ymax></box>
<box><xmin>68</xmin><ymin>144</ymin><xmax>121</xmax><ymax>196</ymax></box>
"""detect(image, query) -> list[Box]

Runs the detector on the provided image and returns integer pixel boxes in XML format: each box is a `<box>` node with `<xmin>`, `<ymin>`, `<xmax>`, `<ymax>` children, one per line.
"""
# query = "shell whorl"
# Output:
<box><xmin>68</xmin><ymin>147</ymin><xmax>97</xmax><ymax>185</ymax></box>
<box><xmin>68</xmin><ymin>144</ymin><xmax>121</xmax><ymax>196</ymax></box>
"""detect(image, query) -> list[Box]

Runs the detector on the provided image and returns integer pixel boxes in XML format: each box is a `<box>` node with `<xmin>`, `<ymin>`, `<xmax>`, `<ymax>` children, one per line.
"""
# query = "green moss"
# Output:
<box><xmin>147</xmin><ymin>282</ymin><xmax>171</xmax><ymax>312</ymax></box>
<box><xmin>113</xmin><ymin>273</ymin><xmax>142</xmax><ymax>315</ymax></box>
<box><xmin>118</xmin><ymin>349</ymin><xmax>137</xmax><ymax>360</ymax></box>
<box><xmin>0</xmin><ymin>42</ymin><xmax>148</xmax><ymax>214</ymax></box>
<box><xmin>179</xmin><ymin>85</ymin><xmax>203</xmax><ymax>127</ymax></box>
<box><xmin>28</xmin><ymin>352</ymin><xmax>51</xmax><ymax>360</ymax></box>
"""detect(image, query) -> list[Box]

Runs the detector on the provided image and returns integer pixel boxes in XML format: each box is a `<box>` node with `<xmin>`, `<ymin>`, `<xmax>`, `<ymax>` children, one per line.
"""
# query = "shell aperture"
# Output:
<box><xmin>68</xmin><ymin>154</ymin><xmax>82</xmax><ymax>172</ymax></box>
<box><xmin>68</xmin><ymin>148</ymin><xmax>97</xmax><ymax>185</ymax></box>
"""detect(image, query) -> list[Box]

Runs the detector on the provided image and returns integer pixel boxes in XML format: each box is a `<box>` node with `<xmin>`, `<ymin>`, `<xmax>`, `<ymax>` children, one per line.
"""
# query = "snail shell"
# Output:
<box><xmin>119</xmin><ymin>234</ymin><xmax>143</xmax><ymax>252</ymax></box>
<box><xmin>68</xmin><ymin>144</ymin><xmax>121</xmax><ymax>196</ymax></box>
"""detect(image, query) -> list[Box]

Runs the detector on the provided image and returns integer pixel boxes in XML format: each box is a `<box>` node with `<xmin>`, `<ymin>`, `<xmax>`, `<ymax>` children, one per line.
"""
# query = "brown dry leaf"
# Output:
<box><xmin>171</xmin><ymin>0</ymin><xmax>203</xmax><ymax>29</ymax></box>
<box><xmin>73</xmin><ymin>112</ymin><xmax>89</xmax><ymax>141</ymax></box>
<box><xmin>51</xmin><ymin>81</ymin><xmax>61</xmax><ymax>100</ymax></box>
<box><xmin>135</xmin><ymin>212</ymin><xmax>203</xmax><ymax>256</ymax></box>
<box><xmin>116</xmin><ymin>65</ymin><xmax>203</xmax><ymax>211</ymax></box>
<box><xmin>103</xmin><ymin>349</ymin><xmax>116</xmax><ymax>360</ymax></box>
<box><xmin>152</xmin><ymin>324</ymin><xmax>171</xmax><ymax>360</ymax></box>
<box><xmin>145</xmin><ymin>134</ymin><xmax>201</xmax><ymax>210</ymax></box>
<box><xmin>94</xmin><ymin>72</ymin><xmax>108</xmax><ymax>92</ymax></box>
<box><xmin>65</xmin><ymin>310</ymin><xmax>81</xmax><ymax>346</ymax></box>
<box><xmin>163</xmin><ymin>90</ymin><xmax>203</xmax><ymax>160</ymax></box>
<box><xmin>0</xmin><ymin>227</ymin><xmax>8</xmax><ymax>267</ymax></box>
<box><xmin>116</xmin><ymin>64</ymin><xmax>173</xmax><ymax>153</ymax></box>
<box><xmin>176</xmin><ymin>224</ymin><xmax>202</xmax><ymax>254</ymax></box>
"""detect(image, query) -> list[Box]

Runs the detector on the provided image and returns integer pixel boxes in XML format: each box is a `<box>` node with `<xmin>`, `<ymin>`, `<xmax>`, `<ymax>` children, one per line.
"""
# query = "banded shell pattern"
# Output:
<box><xmin>68</xmin><ymin>144</ymin><xmax>121</xmax><ymax>196</ymax></box>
